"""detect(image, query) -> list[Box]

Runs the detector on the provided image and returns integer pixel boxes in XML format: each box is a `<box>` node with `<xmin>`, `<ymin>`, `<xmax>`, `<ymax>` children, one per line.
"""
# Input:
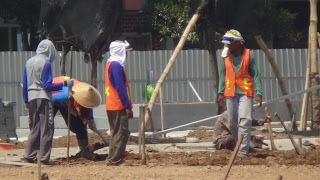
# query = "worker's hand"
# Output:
<box><xmin>255</xmin><ymin>95</ymin><xmax>262</xmax><ymax>108</ymax></box>
<box><xmin>126</xmin><ymin>108</ymin><xmax>133</xmax><ymax>119</ymax></box>
<box><xmin>217</xmin><ymin>94</ymin><xmax>225</xmax><ymax>106</ymax></box>
<box><xmin>63</xmin><ymin>79</ymin><xmax>74</xmax><ymax>87</ymax></box>
<box><xmin>86</xmin><ymin>118</ymin><xmax>96</xmax><ymax>130</ymax></box>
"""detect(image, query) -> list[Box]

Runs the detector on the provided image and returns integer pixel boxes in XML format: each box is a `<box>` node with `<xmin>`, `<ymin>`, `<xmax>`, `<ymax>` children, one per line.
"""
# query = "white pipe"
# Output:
<box><xmin>146</xmin><ymin>84</ymin><xmax>320</xmax><ymax>138</ymax></box>
<box><xmin>187</xmin><ymin>79</ymin><xmax>202</xmax><ymax>102</ymax></box>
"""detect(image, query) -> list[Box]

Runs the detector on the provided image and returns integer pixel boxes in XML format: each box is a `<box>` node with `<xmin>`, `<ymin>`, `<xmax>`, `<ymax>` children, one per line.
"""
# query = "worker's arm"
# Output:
<box><xmin>217</xmin><ymin>58</ymin><xmax>225</xmax><ymax>94</ymax></box>
<box><xmin>22</xmin><ymin>68</ymin><xmax>28</xmax><ymax>103</ymax></box>
<box><xmin>42</xmin><ymin>61</ymin><xmax>64</xmax><ymax>91</ymax></box>
<box><xmin>52</xmin><ymin>86</ymin><xmax>69</xmax><ymax>103</ymax></box>
<box><xmin>248</xmin><ymin>51</ymin><xmax>262</xmax><ymax>96</ymax></box>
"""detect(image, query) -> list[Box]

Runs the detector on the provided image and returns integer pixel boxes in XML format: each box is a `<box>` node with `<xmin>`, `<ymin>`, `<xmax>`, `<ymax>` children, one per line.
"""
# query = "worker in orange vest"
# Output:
<box><xmin>52</xmin><ymin>76</ymin><xmax>102</xmax><ymax>160</ymax></box>
<box><xmin>217</xmin><ymin>29</ymin><xmax>263</xmax><ymax>158</ymax></box>
<box><xmin>105</xmin><ymin>40</ymin><xmax>133</xmax><ymax>165</ymax></box>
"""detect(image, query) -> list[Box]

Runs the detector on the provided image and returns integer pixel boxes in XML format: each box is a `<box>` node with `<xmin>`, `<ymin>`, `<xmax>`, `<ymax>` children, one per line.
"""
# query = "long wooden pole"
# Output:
<box><xmin>223</xmin><ymin>134</ymin><xmax>244</xmax><ymax>180</ymax></box>
<box><xmin>67</xmin><ymin>46</ymin><xmax>73</xmax><ymax>165</ymax></box>
<box><xmin>275</xmin><ymin>112</ymin><xmax>305</xmax><ymax>155</ymax></box>
<box><xmin>142</xmin><ymin>0</ymin><xmax>207</xmax><ymax>128</ymax></box>
<box><xmin>254</xmin><ymin>35</ymin><xmax>296</xmax><ymax>129</ymax></box>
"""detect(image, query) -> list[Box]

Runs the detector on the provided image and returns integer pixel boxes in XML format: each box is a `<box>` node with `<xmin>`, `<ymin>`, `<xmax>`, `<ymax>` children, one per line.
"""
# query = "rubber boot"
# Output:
<box><xmin>77</xmin><ymin>138</ymin><xmax>95</xmax><ymax>160</ymax></box>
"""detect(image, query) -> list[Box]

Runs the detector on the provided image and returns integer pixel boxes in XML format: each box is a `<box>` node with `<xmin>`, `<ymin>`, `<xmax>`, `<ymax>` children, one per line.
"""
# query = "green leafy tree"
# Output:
<box><xmin>147</xmin><ymin>0</ymin><xmax>200</xmax><ymax>46</ymax></box>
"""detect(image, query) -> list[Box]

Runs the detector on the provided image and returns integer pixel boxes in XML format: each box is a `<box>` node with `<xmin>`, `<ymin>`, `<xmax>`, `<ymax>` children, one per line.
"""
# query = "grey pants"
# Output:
<box><xmin>24</xmin><ymin>99</ymin><xmax>54</xmax><ymax>162</ymax></box>
<box><xmin>106</xmin><ymin>109</ymin><xmax>130</xmax><ymax>164</ymax></box>
<box><xmin>226</xmin><ymin>94</ymin><xmax>253</xmax><ymax>155</ymax></box>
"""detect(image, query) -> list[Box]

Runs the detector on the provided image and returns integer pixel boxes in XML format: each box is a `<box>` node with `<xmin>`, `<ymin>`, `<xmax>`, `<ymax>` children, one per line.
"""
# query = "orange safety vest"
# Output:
<box><xmin>105</xmin><ymin>62</ymin><xmax>132</xmax><ymax>110</ymax></box>
<box><xmin>224</xmin><ymin>48</ymin><xmax>254</xmax><ymax>97</ymax></box>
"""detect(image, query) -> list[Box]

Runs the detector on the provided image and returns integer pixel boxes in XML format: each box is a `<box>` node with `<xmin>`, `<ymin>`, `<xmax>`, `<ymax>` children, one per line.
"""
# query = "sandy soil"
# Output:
<box><xmin>1</xmin><ymin>129</ymin><xmax>320</xmax><ymax>180</ymax></box>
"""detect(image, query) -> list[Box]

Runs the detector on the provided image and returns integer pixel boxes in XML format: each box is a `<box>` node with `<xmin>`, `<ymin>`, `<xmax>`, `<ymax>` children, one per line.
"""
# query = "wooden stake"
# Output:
<box><xmin>274</xmin><ymin>112</ymin><xmax>305</xmax><ymax>155</ymax></box>
<box><xmin>264</xmin><ymin>107</ymin><xmax>277</xmax><ymax>151</ymax></box>
<box><xmin>223</xmin><ymin>134</ymin><xmax>244</xmax><ymax>180</ymax></box>
<box><xmin>37</xmin><ymin>150</ymin><xmax>41</xmax><ymax>180</ymax></box>
<box><xmin>141</xmin><ymin>105</ymin><xmax>146</xmax><ymax>165</ymax></box>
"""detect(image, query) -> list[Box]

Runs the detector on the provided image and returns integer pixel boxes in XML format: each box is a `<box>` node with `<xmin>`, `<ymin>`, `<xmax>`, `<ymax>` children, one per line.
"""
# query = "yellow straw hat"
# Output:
<box><xmin>71</xmin><ymin>82</ymin><xmax>102</xmax><ymax>108</ymax></box>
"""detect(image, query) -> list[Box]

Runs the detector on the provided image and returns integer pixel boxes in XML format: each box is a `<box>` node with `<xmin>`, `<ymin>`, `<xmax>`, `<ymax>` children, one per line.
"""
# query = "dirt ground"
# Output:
<box><xmin>1</xmin><ymin>129</ymin><xmax>320</xmax><ymax>180</ymax></box>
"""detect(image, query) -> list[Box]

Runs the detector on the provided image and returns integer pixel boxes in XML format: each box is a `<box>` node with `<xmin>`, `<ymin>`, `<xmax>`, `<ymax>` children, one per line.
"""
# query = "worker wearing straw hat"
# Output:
<box><xmin>52</xmin><ymin>76</ymin><xmax>102</xmax><ymax>160</ymax></box>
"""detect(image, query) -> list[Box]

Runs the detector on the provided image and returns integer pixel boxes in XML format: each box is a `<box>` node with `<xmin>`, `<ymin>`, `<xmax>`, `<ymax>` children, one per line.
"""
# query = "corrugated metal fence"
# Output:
<box><xmin>0</xmin><ymin>49</ymin><xmax>314</xmax><ymax>123</ymax></box>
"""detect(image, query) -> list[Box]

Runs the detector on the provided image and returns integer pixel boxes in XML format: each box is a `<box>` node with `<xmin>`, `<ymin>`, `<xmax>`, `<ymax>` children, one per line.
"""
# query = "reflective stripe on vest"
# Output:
<box><xmin>224</xmin><ymin>49</ymin><xmax>254</xmax><ymax>97</ymax></box>
<box><xmin>105</xmin><ymin>62</ymin><xmax>132</xmax><ymax>110</ymax></box>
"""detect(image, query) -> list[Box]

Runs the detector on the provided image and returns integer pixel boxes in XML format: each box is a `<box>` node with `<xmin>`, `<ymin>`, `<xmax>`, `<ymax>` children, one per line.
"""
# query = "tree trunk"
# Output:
<box><xmin>300</xmin><ymin>30</ymin><xmax>312</xmax><ymax>131</ymax></box>
<box><xmin>60</xmin><ymin>44</ymin><xmax>67</xmax><ymax>76</ymax></box>
<box><xmin>309</xmin><ymin>0</ymin><xmax>319</xmax><ymax>130</ymax></box>
<box><xmin>91</xmin><ymin>58</ymin><xmax>98</xmax><ymax>88</ymax></box>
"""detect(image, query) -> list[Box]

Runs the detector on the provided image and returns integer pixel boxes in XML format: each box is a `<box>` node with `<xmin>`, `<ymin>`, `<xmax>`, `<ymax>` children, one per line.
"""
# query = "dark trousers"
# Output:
<box><xmin>24</xmin><ymin>99</ymin><xmax>54</xmax><ymax>162</ymax></box>
<box><xmin>106</xmin><ymin>109</ymin><xmax>130</xmax><ymax>163</ymax></box>
<box><xmin>53</xmin><ymin>104</ymin><xmax>88</xmax><ymax>140</ymax></box>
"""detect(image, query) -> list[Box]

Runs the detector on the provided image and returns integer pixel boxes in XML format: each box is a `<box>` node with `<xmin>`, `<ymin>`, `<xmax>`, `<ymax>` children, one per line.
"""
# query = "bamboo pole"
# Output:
<box><xmin>309</xmin><ymin>0</ymin><xmax>319</xmax><ymax>130</ymax></box>
<box><xmin>142</xmin><ymin>0</ymin><xmax>207</xmax><ymax>129</ymax></box>
<box><xmin>254</xmin><ymin>35</ymin><xmax>296</xmax><ymax>129</ymax></box>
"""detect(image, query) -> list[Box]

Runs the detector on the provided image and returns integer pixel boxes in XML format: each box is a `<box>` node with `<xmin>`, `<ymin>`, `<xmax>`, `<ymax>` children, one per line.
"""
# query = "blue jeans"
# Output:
<box><xmin>226</xmin><ymin>94</ymin><xmax>253</xmax><ymax>155</ymax></box>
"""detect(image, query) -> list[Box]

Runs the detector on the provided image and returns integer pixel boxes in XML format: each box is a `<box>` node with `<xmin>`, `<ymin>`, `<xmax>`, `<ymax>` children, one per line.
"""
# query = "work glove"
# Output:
<box><xmin>217</xmin><ymin>94</ymin><xmax>225</xmax><ymax>106</ymax></box>
<box><xmin>86</xmin><ymin>118</ymin><xmax>96</xmax><ymax>130</ymax></box>
<box><xmin>255</xmin><ymin>95</ymin><xmax>262</xmax><ymax>108</ymax></box>
<box><xmin>126</xmin><ymin>108</ymin><xmax>133</xmax><ymax>119</ymax></box>
<box><xmin>63</xmin><ymin>79</ymin><xmax>74</xmax><ymax>87</ymax></box>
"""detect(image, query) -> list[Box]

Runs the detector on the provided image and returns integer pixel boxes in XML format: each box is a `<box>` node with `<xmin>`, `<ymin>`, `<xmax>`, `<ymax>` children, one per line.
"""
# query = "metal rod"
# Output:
<box><xmin>187</xmin><ymin>79</ymin><xmax>202</xmax><ymax>102</ymax></box>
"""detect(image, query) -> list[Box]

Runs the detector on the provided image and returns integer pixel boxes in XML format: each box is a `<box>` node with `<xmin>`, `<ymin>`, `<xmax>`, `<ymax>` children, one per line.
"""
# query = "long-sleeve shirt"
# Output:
<box><xmin>218</xmin><ymin>51</ymin><xmax>262</xmax><ymax>96</ymax></box>
<box><xmin>23</xmin><ymin>58</ymin><xmax>63</xmax><ymax>102</ymax></box>
<box><xmin>108</xmin><ymin>61</ymin><xmax>131</xmax><ymax>108</ymax></box>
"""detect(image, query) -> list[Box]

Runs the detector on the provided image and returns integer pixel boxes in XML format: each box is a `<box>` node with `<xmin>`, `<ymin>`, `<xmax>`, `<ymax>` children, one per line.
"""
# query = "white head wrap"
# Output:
<box><xmin>107</xmin><ymin>40</ymin><xmax>132</xmax><ymax>66</ymax></box>
<box><xmin>220</xmin><ymin>29</ymin><xmax>244</xmax><ymax>58</ymax></box>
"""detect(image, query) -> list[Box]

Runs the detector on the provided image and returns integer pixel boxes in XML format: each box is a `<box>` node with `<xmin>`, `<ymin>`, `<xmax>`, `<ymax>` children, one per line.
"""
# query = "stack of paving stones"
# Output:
<box><xmin>0</xmin><ymin>99</ymin><xmax>17</xmax><ymax>140</ymax></box>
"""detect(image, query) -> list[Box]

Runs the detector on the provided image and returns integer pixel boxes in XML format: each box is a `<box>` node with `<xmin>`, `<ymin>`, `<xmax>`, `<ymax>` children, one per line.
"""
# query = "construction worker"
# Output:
<box><xmin>52</xmin><ymin>76</ymin><xmax>102</xmax><ymax>160</ymax></box>
<box><xmin>22</xmin><ymin>39</ymin><xmax>74</xmax><ymax>165</ymax></box>
<box><xmin>213</xmin><ymin>111</ymin><xmax>268</xmax><ymax>150</ymax></box>
<box><xmin>217</xmin><ymin>29</ymin><xmax>263</xmax><ymax>157</ymax></box>
<box><xmin>105</xmin><ymin>40</ymin><xmax>133</xmax><ymax>165</ymax></box>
